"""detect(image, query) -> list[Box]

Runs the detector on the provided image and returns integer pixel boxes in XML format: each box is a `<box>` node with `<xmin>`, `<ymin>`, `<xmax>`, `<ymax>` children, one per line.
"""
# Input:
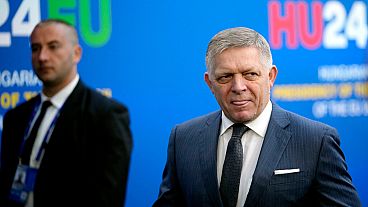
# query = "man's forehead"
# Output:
<box><xmin>31</xmin><ymin>34</ymin><xmax>63</xmax><ymax>45</ymax></box>
<box><xmin>31</xmin><ymin>25</ymin><xmax>68</xmax><ymax>43</ymax></box>
<box><xmin>33</xmin><ymin>23</ymin><xmax>66</xmax><ymax>35</ymax></box>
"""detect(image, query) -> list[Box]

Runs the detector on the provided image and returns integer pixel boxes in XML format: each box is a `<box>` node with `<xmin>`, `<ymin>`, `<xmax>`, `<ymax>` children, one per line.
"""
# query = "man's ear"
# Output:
<box><xmin>73</xmin><ymin>44</ymin><xmax>82</xmax><ymax>64</ymax></box>
<box><xmin>204</xmin><ymin>72</ymin><xmax>215</xmax><ymax>94</ymax></box>
<box><xmin>269</xmin><ymin>65</ymin><xmax>278</xmax><ymax>88</ymax></box>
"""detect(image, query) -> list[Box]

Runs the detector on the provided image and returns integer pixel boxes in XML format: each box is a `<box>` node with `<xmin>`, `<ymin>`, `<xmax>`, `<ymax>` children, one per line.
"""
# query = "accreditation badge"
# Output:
<box><xmin>9</xmin><ymin>164</ymin><xmax>38</xmax><ymax>204</ymax></box>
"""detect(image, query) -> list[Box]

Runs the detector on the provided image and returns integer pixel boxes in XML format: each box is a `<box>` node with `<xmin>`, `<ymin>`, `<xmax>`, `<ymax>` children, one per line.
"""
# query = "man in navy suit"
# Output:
<box><xmin>153</xmin><ymin>27</ymin><xmax>361</xmax><ymax>206</ymax></box>
<box><xmin>0</xmin><ymin>19</ymin><xmax>132</xmax><ymax>207</ymax></box>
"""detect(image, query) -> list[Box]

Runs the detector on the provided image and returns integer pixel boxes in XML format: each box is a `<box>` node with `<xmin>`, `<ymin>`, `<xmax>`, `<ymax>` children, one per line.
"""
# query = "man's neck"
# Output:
<box><xmin>43</xmin><ymin>86</ymin><xmax>63</xmax><ymax>98</ymax></box>
<box><xmin>42</xmin><ymin>73</ymin><xmax>77</xmax><ymax>97</ymax></box>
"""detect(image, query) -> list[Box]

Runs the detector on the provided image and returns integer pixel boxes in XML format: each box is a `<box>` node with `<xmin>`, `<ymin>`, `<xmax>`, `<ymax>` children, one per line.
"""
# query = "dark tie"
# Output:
<box><xmin>220</xmin><ymin>123</ymin><xmax>249</xmax><ymax>207</ymax></box>
<box><xmin>21</xmin><ymin>100</ymin><xmax>52</xmax><ymax>165</ymax></box>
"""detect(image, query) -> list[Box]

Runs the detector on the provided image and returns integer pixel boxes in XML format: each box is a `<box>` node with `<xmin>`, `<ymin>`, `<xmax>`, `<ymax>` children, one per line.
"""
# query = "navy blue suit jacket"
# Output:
<box><xmin>0</xmin><ymin>80</ymin><xmax>133</xmax><ymax>207</ymax></box>
<box><xmin>154</xmin><ymin>102</ymin><xmax>361</xmax><ymax>207</ymax></box>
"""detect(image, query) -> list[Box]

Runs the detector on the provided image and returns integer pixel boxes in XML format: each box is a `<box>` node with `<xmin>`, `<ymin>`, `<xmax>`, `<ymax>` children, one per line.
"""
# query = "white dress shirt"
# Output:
<box><xmin>217</xmin><ymin>101</ymin><xmax>272</xmax><ymax>207</ymax></box>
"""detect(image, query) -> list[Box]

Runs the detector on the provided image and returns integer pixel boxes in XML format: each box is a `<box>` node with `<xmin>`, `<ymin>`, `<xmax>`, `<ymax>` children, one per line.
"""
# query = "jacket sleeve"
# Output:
<box><xmin>314</xmin><ymin>127</ymin><xmax>361</xmax><ymax>206</ymax></box>
<box><xmin>91</xmin><ymin>102</ymin><xmax>133</xmax><ymax>207</ymax></box>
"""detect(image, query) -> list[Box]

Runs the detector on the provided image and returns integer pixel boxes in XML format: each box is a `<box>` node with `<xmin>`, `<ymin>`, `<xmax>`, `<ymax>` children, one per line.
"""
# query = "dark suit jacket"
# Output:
<box><xmin>153</xmin><ymin>102</ymin><xmax>361</xmax><ymax>207</ymax></box>
<box><xmin>0</xmin><ymin>80</ymin><xmax>133</xmax><ymax>207</ymax></box>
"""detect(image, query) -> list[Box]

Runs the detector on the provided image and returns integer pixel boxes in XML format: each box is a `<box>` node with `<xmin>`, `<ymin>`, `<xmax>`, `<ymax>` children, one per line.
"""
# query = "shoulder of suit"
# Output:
<box><xmin>177</xmin><ymin>110</ymin><xmax>221</xmax><ymax>128</ymax></box>
<box><xmin>4</xmin><ymin>95</ymin><xmax>38</xmax><ymax>116</ymax></box>
<box><xmin>276</xmin><ymin>105</ymin><xmax>337</xmax><ymax>135</ymax></box>
<box><xmin>80</xmin><ymin>83</ymin><xmax>128</xmax><ymax>111</ymax></box>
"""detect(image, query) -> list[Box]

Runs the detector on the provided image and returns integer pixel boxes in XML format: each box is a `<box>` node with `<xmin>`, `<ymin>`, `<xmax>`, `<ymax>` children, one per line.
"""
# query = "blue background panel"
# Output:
<box><xmin>0</xmin><ymin>0</ymin><xmax>367</xmax><ymax>206</ymax></box>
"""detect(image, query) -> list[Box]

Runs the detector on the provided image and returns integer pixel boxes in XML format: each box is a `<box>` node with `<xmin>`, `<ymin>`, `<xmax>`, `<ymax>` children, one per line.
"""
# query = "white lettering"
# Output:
<box><xmin>313</xmin><ymin>99</ymin><xmax>368</xmax><ymax>118</ymax></box>
<box><xmin>0</xmin><ymin>69</ymin><xmax>41</xmax><ymax>88</ymax></box>
<box><xmin>318</xmin><ymin>64</ymin><xmax>368</xmax><ymax>82</ymax></box>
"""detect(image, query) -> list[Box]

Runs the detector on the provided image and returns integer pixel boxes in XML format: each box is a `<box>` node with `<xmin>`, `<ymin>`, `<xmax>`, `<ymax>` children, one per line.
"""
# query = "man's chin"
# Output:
<box><xmin>40</xmin><ymin>78</ymin><xmax>57</xmax><ymax>87</ymax></box>
<box><xmin>229</xmin><ymin>112</ymin><xmax>256</xmax><ymax>123</ymax></box>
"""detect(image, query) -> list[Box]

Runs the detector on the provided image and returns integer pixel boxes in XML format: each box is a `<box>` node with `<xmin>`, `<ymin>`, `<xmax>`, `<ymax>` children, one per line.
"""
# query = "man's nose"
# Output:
<box><xmin>231</xmin><ymin>74</ymin><xmax>247</xmax><ymax>93</ymax></box>
<box><xmin>38</xmin><ymin>48</ymin><xmax>49</xmax><ymax>61</ymax></box>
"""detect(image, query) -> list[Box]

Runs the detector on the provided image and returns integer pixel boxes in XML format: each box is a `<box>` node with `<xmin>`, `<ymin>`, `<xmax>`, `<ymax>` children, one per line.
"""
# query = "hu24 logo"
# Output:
<box><xmin>268</xmin><ymin>1</ymin><xmax>367</xmax><ymax>49</ymax></box>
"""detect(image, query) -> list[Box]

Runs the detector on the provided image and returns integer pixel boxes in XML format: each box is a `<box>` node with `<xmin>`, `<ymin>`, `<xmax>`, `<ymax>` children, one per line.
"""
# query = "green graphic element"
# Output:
<box><xmin>48</xmin><ymin>0</ymin><xmax>76</xmax><ymax>26</ymax></box>
<box><xmin>80</xmin><ymin>0</ymin><xmax>111</xmax><ymax>47</ymax></box>
<box><xmin>47</xmin><ymin>0</ymin><xmax>112</xmax><ymax>47</ymax></box>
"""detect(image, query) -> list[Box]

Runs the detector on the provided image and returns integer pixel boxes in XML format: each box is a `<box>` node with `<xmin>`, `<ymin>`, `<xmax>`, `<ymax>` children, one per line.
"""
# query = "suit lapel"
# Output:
<box><xmin>244</xmin><ymin>103</ymin><xmax>292</xmax><ymax>206</ymax></box>
<box><xmin>199</xmin><ymin>111</ymin><xmax>223</xmax><ymax>207</ymax></box>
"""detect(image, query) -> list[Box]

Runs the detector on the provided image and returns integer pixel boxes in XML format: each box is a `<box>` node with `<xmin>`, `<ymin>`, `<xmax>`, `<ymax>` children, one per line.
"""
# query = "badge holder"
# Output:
<box><xmin>9</xmin><ymin>163</ymin><xmax>38</xmax><ymax>204</ymax></box>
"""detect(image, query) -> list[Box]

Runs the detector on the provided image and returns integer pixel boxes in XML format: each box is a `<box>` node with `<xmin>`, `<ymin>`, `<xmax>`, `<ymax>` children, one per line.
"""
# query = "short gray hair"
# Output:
<box><xmin>205</xmin><ymin>27</ymin><xmax>273</xmax><ymax>75</ymax></box>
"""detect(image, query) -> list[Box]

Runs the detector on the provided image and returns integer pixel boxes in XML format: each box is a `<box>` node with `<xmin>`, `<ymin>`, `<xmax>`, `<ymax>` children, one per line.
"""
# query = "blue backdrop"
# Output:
<box><xmin>1</xmin><ymin>0</ymin><xmax>367</xmax><ymax>206</ymax></box>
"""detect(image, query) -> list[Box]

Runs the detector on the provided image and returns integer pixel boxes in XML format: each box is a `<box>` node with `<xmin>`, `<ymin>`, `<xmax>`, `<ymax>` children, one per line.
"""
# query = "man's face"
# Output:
<box><xmin>205</xmin><ymin>47</ymin><xmax>277</xmax><ymax>123</ymax></box>
<box><xmin>30</xmin><ymin>24</ymin><xmax>81</xmax><ymax>90</ymax></box>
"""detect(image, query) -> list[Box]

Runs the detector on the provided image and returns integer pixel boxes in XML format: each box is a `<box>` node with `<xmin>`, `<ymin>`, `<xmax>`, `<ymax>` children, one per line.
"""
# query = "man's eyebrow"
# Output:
<box><xmin>30</xmin><ymin>42</ymin><xmax>41</xmax><ymax>49</ymax></box>
<box><xmin>47</xmin><ymin>40</ymin><xmax>60</xmax><ymax>45</ymax></box>
<box><xmin>31</xmin><ymin>40</ymin><xmax>60</xmax><ymax>46</ymax></box>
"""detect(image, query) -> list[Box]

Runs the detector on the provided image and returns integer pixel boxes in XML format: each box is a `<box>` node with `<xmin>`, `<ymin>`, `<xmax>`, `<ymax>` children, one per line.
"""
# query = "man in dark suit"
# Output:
<box><xmin>0</xmin><ymin>19</ymin><xmax>133</xmax><ymax>207</ymax></box>
<box><xmin>153</xmin><ymin>27</ymin><xmax>361</xmax><ymax>206</ymax></box>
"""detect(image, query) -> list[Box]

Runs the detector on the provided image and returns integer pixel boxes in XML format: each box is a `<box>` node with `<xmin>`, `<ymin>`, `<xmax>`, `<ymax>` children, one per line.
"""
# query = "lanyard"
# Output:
<box><xmin>18</xmin><ymin>97</ymin><xmax>62</xmax><ymax>163</ymax></box>
<box><xmin>34</xmin><ymin>111</ymin><xmax>61</xmax><ymax>161</ymax></box>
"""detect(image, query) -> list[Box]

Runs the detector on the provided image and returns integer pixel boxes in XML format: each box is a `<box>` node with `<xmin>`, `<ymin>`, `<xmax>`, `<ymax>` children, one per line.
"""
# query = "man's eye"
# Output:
<box><xmin>31</xmin><ymin>46</ymin><xmax>40</xmax><ymax>53</ymax></box>
<box><xmin>244</xmin><ymin>72</ymin><xmax>258</xmax><ymax>80</ymax></box>
<box><xmin>217</xmin><ymin>75</ymin><xmax>232</xmax><ymax>84</ymax></box>
<box><xmin>49</xmin><ymin>44</ymin><xmax>58</xmax><ymax>50</ymax></box>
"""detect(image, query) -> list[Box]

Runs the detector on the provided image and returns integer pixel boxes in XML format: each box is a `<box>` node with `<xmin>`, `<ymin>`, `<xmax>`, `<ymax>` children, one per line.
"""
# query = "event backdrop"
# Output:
<box><xmin>0</xmin><ymin>0</ymin><xmax>367</xmax><ymax>206</ymax></box>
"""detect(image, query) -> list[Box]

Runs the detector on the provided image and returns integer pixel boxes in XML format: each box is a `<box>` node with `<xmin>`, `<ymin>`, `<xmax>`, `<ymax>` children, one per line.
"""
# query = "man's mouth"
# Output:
<box><xmin>231</xmin><ymin>100</ymin><xmax>250</xmax><ymax>106</ymax></box>
<box><xmin>39</xmin><ymin>66</ymin><xmax>52</xmax><ymax>71</ymax></box>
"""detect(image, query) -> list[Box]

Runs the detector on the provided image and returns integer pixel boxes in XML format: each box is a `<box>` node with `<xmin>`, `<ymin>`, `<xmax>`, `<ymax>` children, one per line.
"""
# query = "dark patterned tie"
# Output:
<box><xmin>21</xmin><ymin>100</ymin><xmax>52</xmax><ymax>165</ymax></box>
<box><xmin>220</xmin><ymin>123</ymin><xmax>249</xmax><ymax>207</ymax></box>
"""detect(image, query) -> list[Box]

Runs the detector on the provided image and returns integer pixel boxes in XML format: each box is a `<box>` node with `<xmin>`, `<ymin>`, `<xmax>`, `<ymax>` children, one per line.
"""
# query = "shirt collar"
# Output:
<box><xmin>220</xmin><ymin>100</ymin><xmax>273</xmax><ymax>138</ymax></box>
<box><xmin>41</xmin><ymin>74</ymin><xmax>79</xmax><ymax>109</ymax></box>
